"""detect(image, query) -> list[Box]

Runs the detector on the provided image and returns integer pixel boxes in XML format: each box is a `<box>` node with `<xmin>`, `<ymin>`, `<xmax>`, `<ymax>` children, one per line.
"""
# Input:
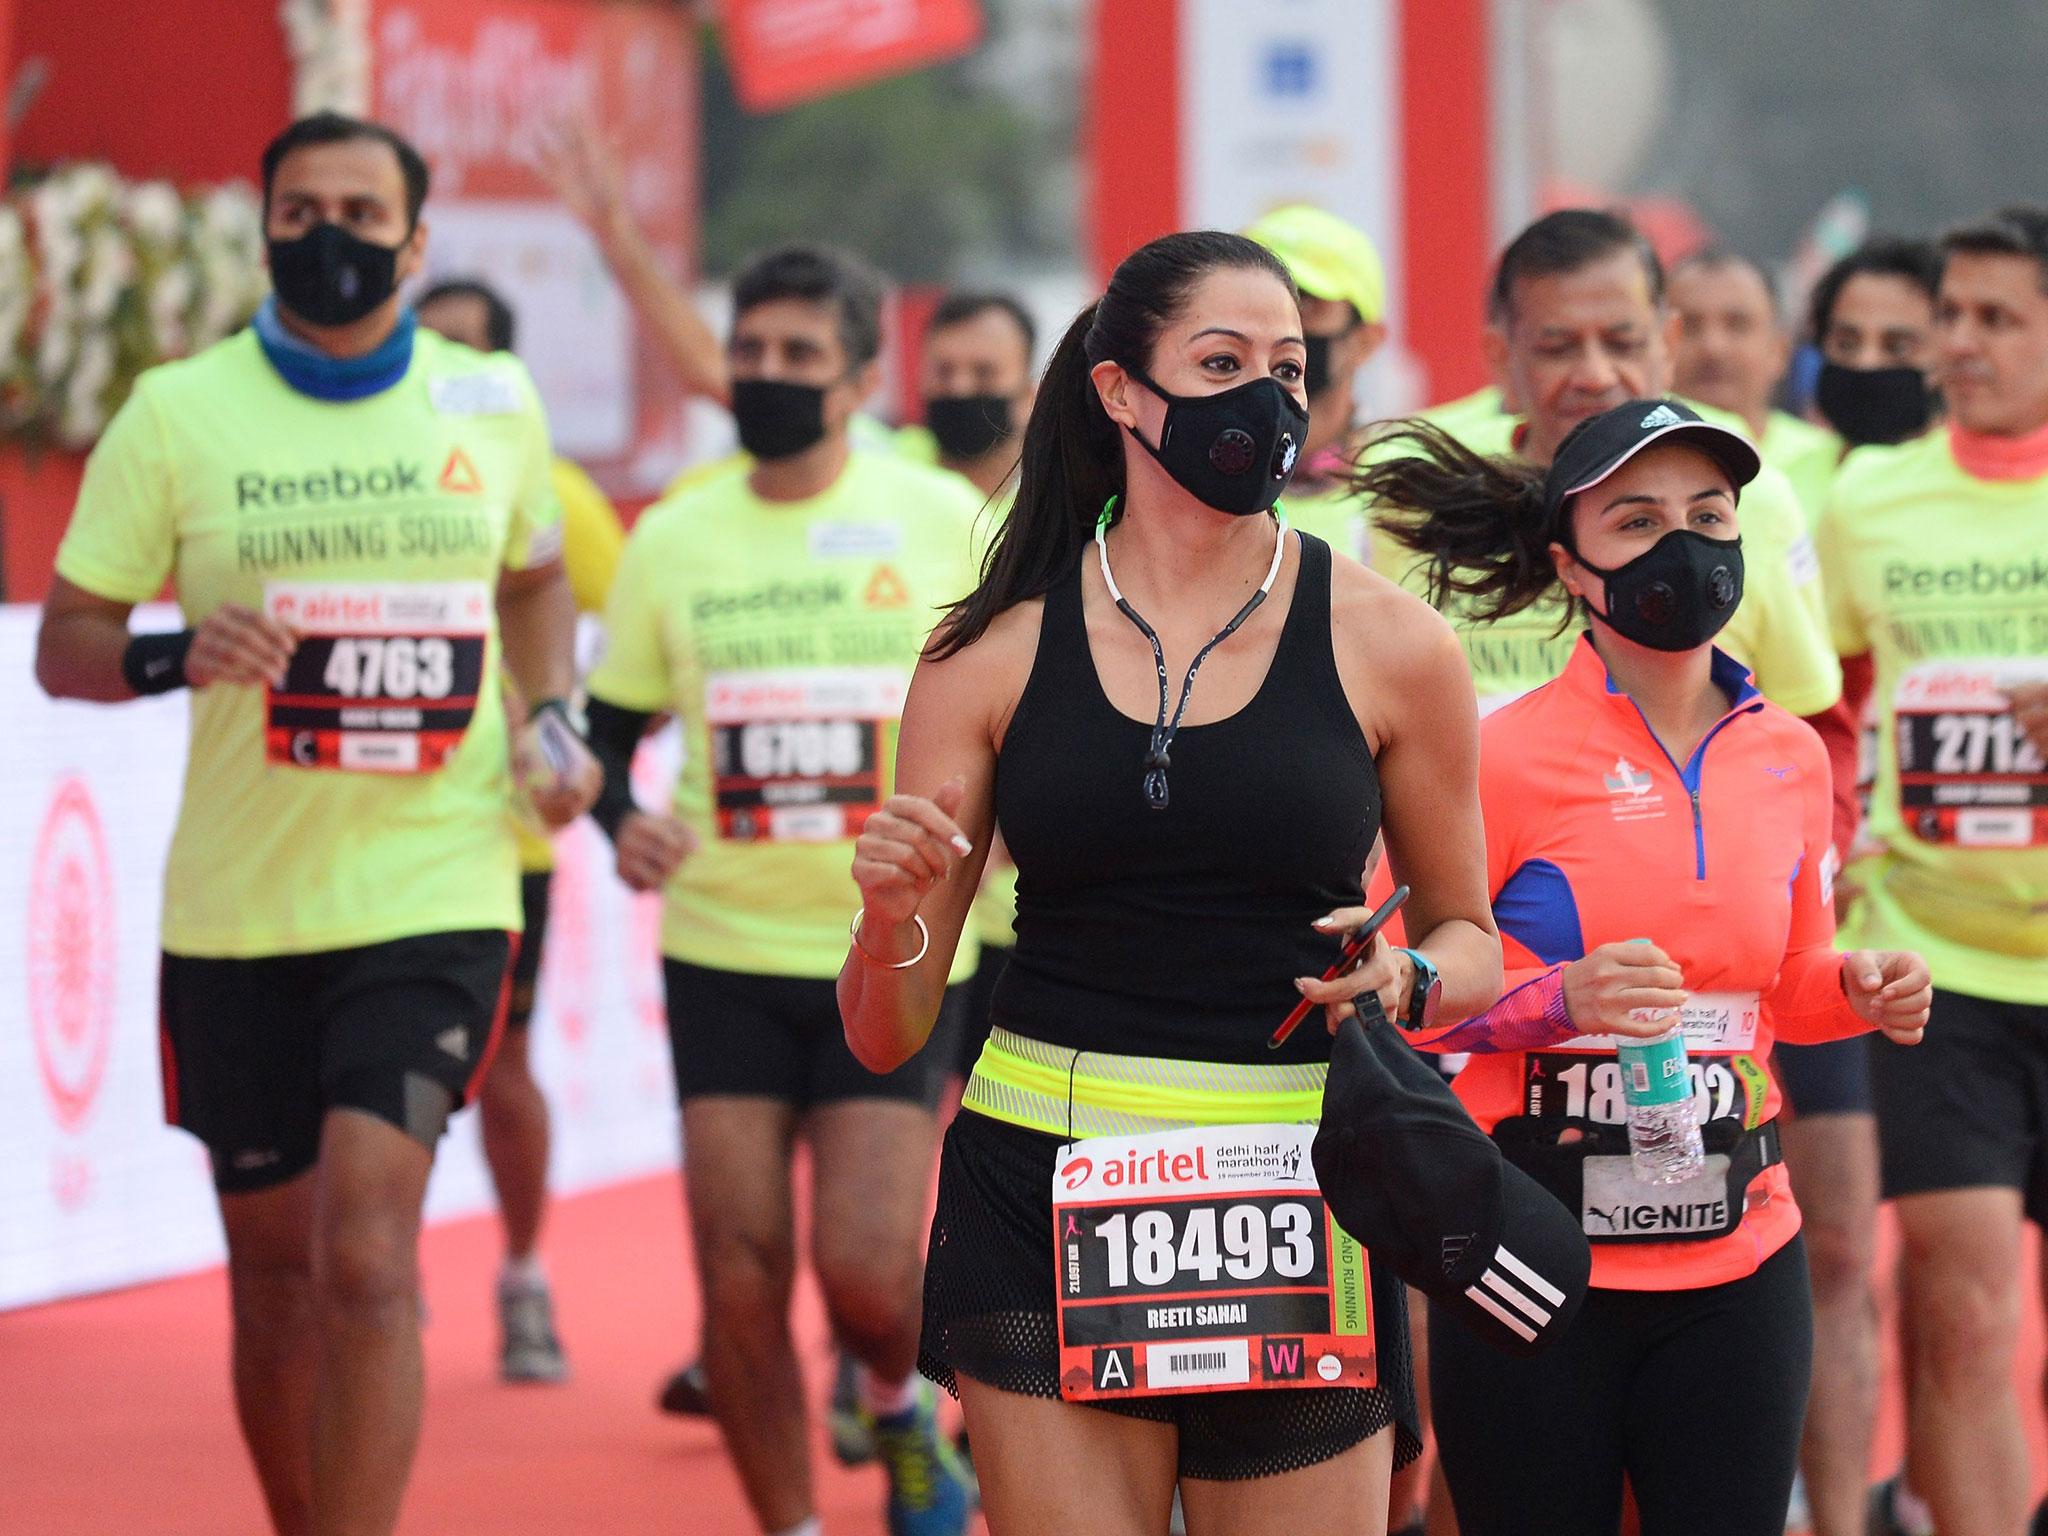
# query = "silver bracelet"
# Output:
<box><xmin>850</xmin><ymin>910</ymin><xmax>931</xmax><ymax>969</ymax></box>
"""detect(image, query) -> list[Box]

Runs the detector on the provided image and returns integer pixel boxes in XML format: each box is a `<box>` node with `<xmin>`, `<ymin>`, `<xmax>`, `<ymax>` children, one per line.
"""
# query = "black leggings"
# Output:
<box><xmin>1430</xmin><ymin>1234</ymin><xmax>1812</xmax><ymax>1536</ymax></box>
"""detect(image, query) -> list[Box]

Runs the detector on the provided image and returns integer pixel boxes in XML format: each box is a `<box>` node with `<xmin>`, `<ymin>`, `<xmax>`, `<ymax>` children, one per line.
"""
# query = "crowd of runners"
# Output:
<box><xmin>32</xmin><ymin>108</ymin><xmax>2048</xmax><ymax>1536</ymax></box>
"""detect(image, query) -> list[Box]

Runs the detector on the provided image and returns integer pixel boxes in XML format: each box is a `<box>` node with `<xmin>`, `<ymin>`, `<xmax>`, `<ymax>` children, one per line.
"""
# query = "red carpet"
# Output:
<box><xmin>3</xmin><ymin>1171</ymin><xmax>984</xmax><ymax>1536</ymax></box>
<box><xmin>6</xmin><ymin>1177</ymin><xmax>2045</xmax><ymax>1535</ymax></box>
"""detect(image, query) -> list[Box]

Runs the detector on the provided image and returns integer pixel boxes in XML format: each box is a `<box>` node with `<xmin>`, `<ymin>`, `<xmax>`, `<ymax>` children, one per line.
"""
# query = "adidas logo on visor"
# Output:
<box><xmin>1639</xmin><ymin>404</ymin><xmax>1685</xmax><ymax>429</ymax></box>
<box><xmin>1461</xmin><ymin>1244</ymin><xmax>1569</xmax><ymax>1344</ymax></box>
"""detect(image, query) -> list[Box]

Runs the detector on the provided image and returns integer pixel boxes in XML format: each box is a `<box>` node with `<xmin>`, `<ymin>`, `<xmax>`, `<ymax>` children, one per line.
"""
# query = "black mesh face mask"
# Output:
<box><xmin>1572</xmin><ymin>530</ymin><xmax>1745</xmax><ymax>652</ymax></box>
<box><xmin>1123</xmin><ymin>367</ymin><xmax>1309</xmax><ymax>517</ymax></box>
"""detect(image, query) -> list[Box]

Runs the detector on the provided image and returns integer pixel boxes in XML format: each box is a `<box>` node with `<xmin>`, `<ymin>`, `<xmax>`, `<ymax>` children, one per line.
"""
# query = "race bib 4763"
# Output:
<box><xmin>264</xmin><ymin>582</ymin><xmax>489</xmax><ymax>773</ymax></box>
<box><xmin>1052</xmin><ymin>1124</ymin><xmax>1375</xmax><ymax>1402</ymax></box>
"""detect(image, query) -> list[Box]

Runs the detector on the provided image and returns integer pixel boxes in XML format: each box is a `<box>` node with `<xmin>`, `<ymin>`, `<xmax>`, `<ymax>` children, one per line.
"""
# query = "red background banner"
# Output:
<box><xmin>720</xmin><ymin>0</ymin><xmax>983</xmax><ymax>112</ymax></box>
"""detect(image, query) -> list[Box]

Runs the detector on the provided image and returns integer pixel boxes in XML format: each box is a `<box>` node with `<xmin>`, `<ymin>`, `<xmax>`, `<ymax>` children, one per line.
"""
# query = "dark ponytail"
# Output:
<box><xmin>1348</xmin><ymin>420</ymin><xmax>1565</xmax><ymax>626</ymax></box>
<box><xmin>929</xmin><ymin>231</ymin><xmax>1295</xmax><ymax>658</ymax></box>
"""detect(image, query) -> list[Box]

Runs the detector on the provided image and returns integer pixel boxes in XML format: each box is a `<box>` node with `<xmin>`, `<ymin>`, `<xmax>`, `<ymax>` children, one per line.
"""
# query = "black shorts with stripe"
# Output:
<box><xmin>159</xmin><ymin>929</ymin><xmax>513</xmax><ymax>1193</ymax></box>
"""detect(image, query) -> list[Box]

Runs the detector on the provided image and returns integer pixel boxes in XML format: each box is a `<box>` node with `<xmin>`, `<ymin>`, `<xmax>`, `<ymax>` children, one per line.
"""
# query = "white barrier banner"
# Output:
<box><xmin>0</xmin><ymin>605</ymin><xmax>681</xmax><ymax>1312</ymax></box>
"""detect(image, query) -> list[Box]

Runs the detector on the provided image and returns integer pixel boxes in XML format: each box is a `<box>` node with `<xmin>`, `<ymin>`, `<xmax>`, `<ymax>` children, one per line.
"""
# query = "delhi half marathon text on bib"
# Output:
<box><xmin>1894</xmin><ymin>660</ymin><xmax>2048</xmax><ymax>849</ymax></box>
<box><xmin>704</xmin><ymin>667</ymin><xmax>907</xmax><ymax>842</ymax></box>
<box><xmin>263</xmin><ymin>581</ymin><xmax>489</xmax><ymax>773</ymax></box>
<box><xmin>1052</xmin><ymin>1124</ymin><xmax>1375</xmax><ymax>1403</ymax></box>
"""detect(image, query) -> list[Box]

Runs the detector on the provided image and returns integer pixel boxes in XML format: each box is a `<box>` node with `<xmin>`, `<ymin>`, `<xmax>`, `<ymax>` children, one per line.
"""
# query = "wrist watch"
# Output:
<box><xmin>1395</xmin><ymin>947</ymin><xmax>1443</xmax><ymax>1030</ymax></box>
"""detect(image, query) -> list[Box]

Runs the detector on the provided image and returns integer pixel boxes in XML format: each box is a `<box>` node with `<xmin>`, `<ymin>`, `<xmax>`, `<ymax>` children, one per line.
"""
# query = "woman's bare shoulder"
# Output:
<box><xmin>1328</xmin><ymin>549</ymin><xmax>1464</xmax><ymax>683</ymax></box>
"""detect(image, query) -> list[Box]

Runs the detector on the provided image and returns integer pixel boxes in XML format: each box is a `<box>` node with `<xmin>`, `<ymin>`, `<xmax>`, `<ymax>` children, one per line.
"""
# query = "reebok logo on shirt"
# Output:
<box><xmin>1883</xmin><ymin>556</ymin><xmax>2048</xmax><ymax>599</ymax></box>
<box><xmin>236</xmin><ymin>458</ymin><xmax>426</xmax><ymax>510</ymax></box>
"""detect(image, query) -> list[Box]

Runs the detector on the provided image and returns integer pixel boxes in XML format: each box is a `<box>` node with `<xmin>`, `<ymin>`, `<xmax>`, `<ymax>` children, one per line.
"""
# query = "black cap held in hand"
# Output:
<box><xmin>1312</xmin><ymin>1015</ymin><xmax>1591</xmax><ymax>1357</ymax></box>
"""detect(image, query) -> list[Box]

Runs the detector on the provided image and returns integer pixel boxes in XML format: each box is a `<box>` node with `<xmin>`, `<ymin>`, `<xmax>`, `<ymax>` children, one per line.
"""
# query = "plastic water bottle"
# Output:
<box><xmin>1616</xmin><ymin>1025</ymin><xmax>1705</xmax><ymax>1183</ymax></box>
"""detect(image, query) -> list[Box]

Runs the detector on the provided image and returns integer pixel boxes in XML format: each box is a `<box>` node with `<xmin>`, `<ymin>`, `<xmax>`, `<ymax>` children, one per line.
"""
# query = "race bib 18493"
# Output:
<box><xmin>705</xmin><ymin>667</ymin><xmax>907</xmax><ymax>843</ymax></box>
<box><xmin>264</xmin><ymin>582</ymin><xmax>489</xmax><ymax>773</ymax></box>
<box><xmin>1052</xmin><ymin>1124</ymin><xmax>1375</xmax><ymax>1402</ymax></box>
<box><xmin>1895</xmin><ymin>660</ymin><xmax>2048</xmax><ymax>848</ymax></box>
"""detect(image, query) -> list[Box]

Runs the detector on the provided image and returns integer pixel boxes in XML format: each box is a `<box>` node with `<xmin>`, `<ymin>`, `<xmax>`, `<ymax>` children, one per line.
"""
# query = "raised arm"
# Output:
<box><xmin>537</xmin><ymin>119</ymin><xmax>731</xmax><ymax>406</ymax></box>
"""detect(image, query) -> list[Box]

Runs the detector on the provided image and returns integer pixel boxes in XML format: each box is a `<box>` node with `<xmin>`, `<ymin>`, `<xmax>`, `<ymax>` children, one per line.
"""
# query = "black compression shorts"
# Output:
<box><xmin>1431</xmin><ymin>1235</ymin><xmax>1812</xmax><ymax>1536</ymax></box>
<box><xmin>663</xmin><ymin>958</ymin><xmax>961</xmax><ymax>1110</ymax></box>
<box><xmin>507</xmin><ymin>870</ymin><xmax>552</xmax><ymax>1027</ymax></box>
<box><xmin>159</xmin><ymin>930</ymin><xmax>513</xmax><ymax>1194</ymax></box>
<box><xmin>1871</xmin><ymin>987</ymin><xmax>2048</xmax><ymax>1222</ymax></box>
<box><xmin>919</xmin><ymin>1108</ymin><xmax>1420</xmax><ymax>1481</ymax></box>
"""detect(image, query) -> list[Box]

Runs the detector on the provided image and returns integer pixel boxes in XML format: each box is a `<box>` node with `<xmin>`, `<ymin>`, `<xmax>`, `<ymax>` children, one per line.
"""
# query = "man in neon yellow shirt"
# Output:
<box><xmin>416</xmin><ymin>276</ymin><xmax>626</xmax><ymax>1385</ymax></box>
<box><xmin>34</xmin><ymin>114</ymin><xmax>595</xmax><ymax>1536</ymax></box>
<box><xmin>1375</xmin><ymin>210</ymin><xmax>1843</xmax><ymax>723</ymax></box>
<box><xmin>1242</xmin><ymin>204</ymin><xmax>1389</xmax><ymax>564</ymax></box>
<box><xmin>1824</xmin><ymin>206</ymin><xmax>2048</xmax><ymax>1536</ymax></box>
<box><xmin>584</xmin><ymin>245</ymin><xmax>978</xmax><ymax>1536</ymax></box>
<box><xmin>1670</xmin><ymin>248</ymin><xmax>1840</xmax><ymax>526</ymax></box>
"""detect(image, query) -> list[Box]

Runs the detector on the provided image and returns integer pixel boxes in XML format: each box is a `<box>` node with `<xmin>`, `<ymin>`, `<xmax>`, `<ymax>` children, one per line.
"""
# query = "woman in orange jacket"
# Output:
<box><xmin>1334</xmin><ymin>399</ymin><xmax>1932</xmax><ymax>1536</ymax></box>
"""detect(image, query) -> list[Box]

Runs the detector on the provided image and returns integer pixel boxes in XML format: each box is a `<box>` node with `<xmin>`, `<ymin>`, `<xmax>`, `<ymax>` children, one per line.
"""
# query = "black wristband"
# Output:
<box><xmin>121</xmin><ymin>630</ymin><xmax>195</xmax><ymax>695</ymax></box>
<box><xmin>585</xmin><ymin>697</ymin><xmax>652</xmax><ymax>842</ymax></box>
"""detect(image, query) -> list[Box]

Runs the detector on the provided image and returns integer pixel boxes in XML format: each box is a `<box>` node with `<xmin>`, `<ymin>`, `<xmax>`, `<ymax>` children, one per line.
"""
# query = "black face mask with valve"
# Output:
<box><xmin>1573</xmin><ymin>529</ymin><xmax>1745</xmax><ymax>652</ymax></box>
<box><xmin>1815</xmin><ymin>362</ymin><xmax>1936</xmax><ymax>446</ymax></box>
<box><xmin>1123</xmin><ymin>366</ymin><xmax>1310</xmax><ymax>516</ymax></box>
<box><xmin>267</xmin><ymin>223</ymin><xmax>403</xmax><ymax>328</ymax></box>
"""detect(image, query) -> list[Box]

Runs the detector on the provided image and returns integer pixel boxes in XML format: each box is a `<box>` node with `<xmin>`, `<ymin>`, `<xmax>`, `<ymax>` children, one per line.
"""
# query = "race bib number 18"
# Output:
<box><xmin>264</xmin><ymin>582</ymin><xmax>489</xmax><ymax>773</ymax></box>
<box><xmin>1052</xmin><ymin>1124</ymin><xmax>1375</xmax><ymax>1402</ymax></box>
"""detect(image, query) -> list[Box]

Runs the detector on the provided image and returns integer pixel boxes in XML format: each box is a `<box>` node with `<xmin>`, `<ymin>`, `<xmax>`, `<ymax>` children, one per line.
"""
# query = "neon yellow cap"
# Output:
<box><xmin>1244</xmin><ymin>204</ymin><xmax>1387</xmax><ymax>325</ymax></box>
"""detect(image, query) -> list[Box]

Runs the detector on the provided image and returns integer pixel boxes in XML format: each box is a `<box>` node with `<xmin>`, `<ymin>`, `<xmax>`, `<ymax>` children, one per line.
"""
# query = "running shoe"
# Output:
<box><xmin>657</xmin><ymin>1359</ymin><xmax>712</xmax><ymax>1417</ymax></box>
<box><xmin>872</xmin><ymin>1379</ymin><xmax>973</xmax><ymax>1536</ymax></box>
<box><xmin>496</xmin><ymin>1275</ymin><xmax>568</xmax><ymax>1384</ymax></box>
<box><xmin>829</xmin><ymin>1349</ymin><xmax>878</xmax><ymax>1465</ymax></box>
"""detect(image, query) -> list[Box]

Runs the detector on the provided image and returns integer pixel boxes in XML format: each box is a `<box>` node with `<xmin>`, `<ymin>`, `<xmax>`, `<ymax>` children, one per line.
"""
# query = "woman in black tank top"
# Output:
<box><xmin>839</xmin><ymin>232</ymin><xmax>1501</xmax><ymax>1536</ymax></box>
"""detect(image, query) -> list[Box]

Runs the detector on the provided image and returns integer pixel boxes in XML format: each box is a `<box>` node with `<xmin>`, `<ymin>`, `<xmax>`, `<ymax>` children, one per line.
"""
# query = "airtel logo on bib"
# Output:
<box><xmin>1060</xmin><ymin>1157</ymin><xmax>1094</xmax><ymax>1190</ymax></box>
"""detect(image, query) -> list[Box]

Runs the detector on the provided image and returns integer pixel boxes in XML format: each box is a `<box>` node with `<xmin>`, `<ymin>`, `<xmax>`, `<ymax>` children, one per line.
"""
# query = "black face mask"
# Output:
<box><xmin>1125</xmin><ymin>367</ymin><xmax>1309</xmax><ymax>516</ymax></box>
<box><xmin>925</xmin><ymin>393</ymin><xmax>1014</xmax><ymax>460</ymax></box>
<box><xmin>732</xmin><ymin>378</ymin><xmax>830</xmax><ymax>460</ymax></box>
<box><xmin>1574</xmin><ymin>530</ymin><xmax>1744</xmax><ymax>652</ymax></box>
<box><xmin>1815</xmin><ymin>362</ymin><xmax>1935</xmax><ymax>446</ymax></box>
<box><xmin>1303</xmin><ymin>333</ymin><xmax>1334</xmax><ymax>398</ymax></box>
<box><xmin>267</xmin><ymin>223</ymin><xmax>403</xmax><ymax>328</ymax></box>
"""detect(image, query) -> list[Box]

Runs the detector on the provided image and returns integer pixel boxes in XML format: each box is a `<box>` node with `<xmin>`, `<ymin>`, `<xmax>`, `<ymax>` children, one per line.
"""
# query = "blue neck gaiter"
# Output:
<box><xmin>252</xmin><ymin>296</ymin><xmax>415</xmax><ymax>402</ymax></box>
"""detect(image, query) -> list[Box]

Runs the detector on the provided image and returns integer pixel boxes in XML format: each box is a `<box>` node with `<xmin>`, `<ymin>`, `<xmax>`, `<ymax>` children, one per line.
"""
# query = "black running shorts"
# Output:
<box><xmin>507</xmin><ymin>870</ymin><xmax>552</xmax><ymax>1028</ymax></box>
<box><xmin>662</xmin><ymin>958</ymin><xmax>961</xmax><ymax>1110</ymax></box>
<box><xmin>919</xmin><ymin>1108</ymin><xmax>1420</xmax><ymax>1481</ymax></box>
<box><xmin>1871</xmin><ymin>987</ymin><xmax>2048</xmax><ymax>1222</ymax></box>
<box><xmin>1773</xmin><ymin>1036</ymin><xmax>1873</xmax><ymax>1118</ymax></box>
<box><xmin>159</xmin><ymin>929</ymin><xmax>513</xmax><ymax>1194</ymax></box>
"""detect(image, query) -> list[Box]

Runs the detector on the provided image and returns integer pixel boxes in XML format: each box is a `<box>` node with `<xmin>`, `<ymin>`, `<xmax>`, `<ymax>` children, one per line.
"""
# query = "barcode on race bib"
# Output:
<box><xmin>1147</xmin><ymin>1340</ymin><xmax>1249</xmax><ymax>1389</ymax></box>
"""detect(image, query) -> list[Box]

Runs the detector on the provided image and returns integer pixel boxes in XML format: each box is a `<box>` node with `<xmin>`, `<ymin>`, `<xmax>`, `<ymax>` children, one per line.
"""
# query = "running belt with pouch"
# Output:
<box><xmin>1313</xmin><ymin>1014</ymin><xmax>1591</xmax><ymax>1357</ymax></box>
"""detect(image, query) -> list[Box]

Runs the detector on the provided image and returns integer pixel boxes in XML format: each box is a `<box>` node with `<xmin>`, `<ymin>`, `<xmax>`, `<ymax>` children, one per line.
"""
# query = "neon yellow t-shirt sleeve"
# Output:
<box><xmin>551</xmin><ymin>457</ymin><xmax>627</xmax><ymax>613</ymax></box>
<box><xmin>1815</xmin><ymin>495</ymin><xmax>1870</xmax><ymax>659</ymax></box>
<box><xmin>1720</xmin><ymin>470</ymin><xmax>1842</xmax><ymax>717</ymax></box>
<box><xmin>586</xmin><ymin>517</ymin><xmax>673</xmax><ymax>712</ymax></box>
<box><xmin>502</xmin><ymin>376</ymin><xmax>565</xmax><ymax>571</ymax></box>
<box><xmin>55</xmin><ymin>379</ymin><xmax>176</xmax><ymax>604</ymax></box>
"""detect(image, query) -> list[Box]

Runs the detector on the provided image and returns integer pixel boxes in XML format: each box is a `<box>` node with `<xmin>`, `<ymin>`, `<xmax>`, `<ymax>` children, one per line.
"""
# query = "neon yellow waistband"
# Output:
<box><xmin>961</xmin><ymin>1026</ymin><xmax>1329</xmax><ymax>1138</ymax></box>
